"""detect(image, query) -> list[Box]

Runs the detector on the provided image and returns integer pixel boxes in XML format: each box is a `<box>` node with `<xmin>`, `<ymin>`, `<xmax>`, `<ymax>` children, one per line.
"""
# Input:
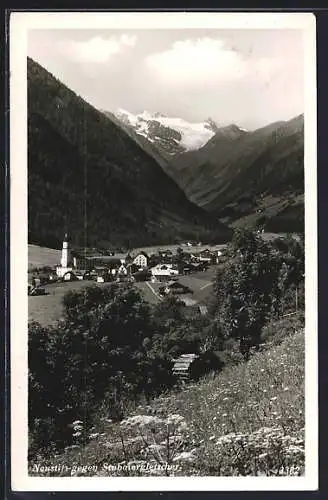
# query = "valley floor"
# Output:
<box><xmin>28</xmin><ymin>266</ymin><xmax>217</xmax><ymax>326</ymax></box>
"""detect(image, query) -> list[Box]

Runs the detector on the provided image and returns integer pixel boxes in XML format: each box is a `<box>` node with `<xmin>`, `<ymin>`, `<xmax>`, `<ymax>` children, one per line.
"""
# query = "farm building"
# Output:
<box><xmin>198</xmin><ymin>249</ymin><xmax>217</xmax><ymax>263</ymax></box>
<box><xmin>180</xmin><ymin>263</ymin><xmax>194</xmax><ymax>275</ymax></box>
<box><xmin>162</xmin><ymin>280</ymin><xmax>193</xmax><ymax>295</ymax></box>
<box><xmin>62</xmin><ymin>270</ymin><xmax>79</xmax><ymax>281</ymax></box>
<box><xmin>150</xmin><ymin>264</ymin><xmax>179</xmax><ymax>281</ymax></box>
<box><xmin>172</xmin><ymin>354</ymin><xmax>200</xmax><ymax>381</ymax></box>
<box><xmin>28</xmin><ymin>285</ymin><xmax>47</xmax><ymax>296</ymax></box>
<box><xmin>173</xmin><ymin>352</ymin><xmax>223</xmax><ymax>381</ymax></box>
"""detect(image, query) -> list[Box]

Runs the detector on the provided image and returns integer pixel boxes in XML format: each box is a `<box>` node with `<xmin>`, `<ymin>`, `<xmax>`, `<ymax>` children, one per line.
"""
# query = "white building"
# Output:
<box><xmin>118</xmin><ymin>263</ymin><xmax>128</xmax><ymax>275</ymax></box>
<box><xmin>150</xmin><ymin>263</ymin><xmax>179</xmax><ymax>280</ymax></box>
<box><xmin>133</xmin><ymin>252</ymin><xmax>148</xmax><ymax>269</ymax></box>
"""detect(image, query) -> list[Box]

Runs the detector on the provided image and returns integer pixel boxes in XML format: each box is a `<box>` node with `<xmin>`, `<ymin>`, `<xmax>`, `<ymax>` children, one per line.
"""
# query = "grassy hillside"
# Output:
<box><xmin>168</xmin><ymin>116</ymin><xmax>304</xmax><ymax>232</ymax></box>
<box><xmin>28</xmin><ymin>244</ymin><xmax>61</xmax><ymax>270</ymax></box>
<box><xmin>28</xmin><ymin>58</ymin><xmax>232</xmax><ymax>249</ymax></box>
<box><xmin>30</xmin><ymin>327</ymin><xmax>304</xmax><ymax>476</ymax></box>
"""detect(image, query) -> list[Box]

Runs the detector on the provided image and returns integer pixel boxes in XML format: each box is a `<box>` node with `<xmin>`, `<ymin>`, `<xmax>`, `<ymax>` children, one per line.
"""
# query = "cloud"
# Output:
<box><xmin>60</xmin><ymin>34</ymin><xmax>137</xmax><ymax>64</ymax></box>
<box><xmin>145</xmin><ymin>37</ymin><xmax>282</xmax><ymax>86</ymax></box>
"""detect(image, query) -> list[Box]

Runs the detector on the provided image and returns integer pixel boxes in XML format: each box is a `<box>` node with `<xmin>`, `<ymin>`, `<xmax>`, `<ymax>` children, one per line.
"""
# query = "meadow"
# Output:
<box><xmin>28</xmin><ymin>267</ymin><xmax>217</xmax><ymax>326</ymax></box>
<box><xmin>30</xmin><ymin>326</ymin><xmax>304</xmax><ymax>477</ymax></box>
<box><xmin>28</xmin><ymin>244</ymin><xmax>62</xmax><ymax>270</ymax></box>
<box><xmin>28</xmin><ymin>280</ymin><xmax>112</xmax><ymax>326</ymax></box>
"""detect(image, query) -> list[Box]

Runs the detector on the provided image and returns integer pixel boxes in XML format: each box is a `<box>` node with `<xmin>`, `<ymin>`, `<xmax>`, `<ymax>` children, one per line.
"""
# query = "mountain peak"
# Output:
<box><xmin>205</xmin><ymin>117</ymin><xmax>220</xmax><ymax>132</ymax></box>
<box><xmin>113</xmin><ymin>109</ymin><xmax>221</xmax><ymax>155</ymax></box>
<box><xmin>211</xmin><ymin>123</ymin><xmax>248</xmax><ymax>141</ymax></box>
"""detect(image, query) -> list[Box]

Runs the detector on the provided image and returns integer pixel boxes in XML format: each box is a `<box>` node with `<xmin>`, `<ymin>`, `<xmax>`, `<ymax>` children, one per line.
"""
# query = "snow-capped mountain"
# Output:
<box><xmin>113</xmin><ymin>108</ymin><xmax>222</xmax><ymax>158</ymax></box>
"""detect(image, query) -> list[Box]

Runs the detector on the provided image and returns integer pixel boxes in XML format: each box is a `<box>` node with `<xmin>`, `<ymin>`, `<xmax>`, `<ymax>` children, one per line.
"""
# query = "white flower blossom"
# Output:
<box><xmin>88</xmin><ymin>433</ymin><xmax>99</xmax><ymax>439</ymax></box>
<box><xmin>120</xmin><ymin>414</ymin><xmax>164</xmax><ymax>428</ymax></box>
<box><xmin>166</xmin><ymin>414</ymin><xmax>185</xmax><ymax>425</ymax></box>
<box><xmin>173</xmin><ymin>450</ymin><xmax>196</xmax><ymax>462</ymax></box>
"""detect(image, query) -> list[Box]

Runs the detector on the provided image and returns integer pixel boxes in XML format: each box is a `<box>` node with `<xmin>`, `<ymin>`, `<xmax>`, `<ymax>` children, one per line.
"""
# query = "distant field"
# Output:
<box><xmin>132</xmin><ymin>243</ymin><xmax>226</xmax><ymax>255</ymax></box>
<box><xmin>28</xmin><ymin>267</ymin><xmax>218</xmax><ymax>327</ymax></box>
<box><xmin>28</xmin><ymin>244</ymin><xmax>61</xmax><ymax>270</ymax></box>
<box><xmin>28</xmin><ymin>243</ymin><xmax>225</xmax><ymax>270</ymax></box>
<box><xmin>28</xmin><ymin>280</ymin><xmax>113</xmax><ymax>326</ymax></box>
<box><xmin>28</xmin><ymin>236</ymin><xmax>284</xmax><ymax>272</ymax></box>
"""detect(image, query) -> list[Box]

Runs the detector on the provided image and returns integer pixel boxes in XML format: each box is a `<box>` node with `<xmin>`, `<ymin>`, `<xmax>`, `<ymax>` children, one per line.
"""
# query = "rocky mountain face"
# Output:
<box><xmin>27</xmin><ymin>58</ymin><xmax>232</xmax><ymax>249</ymax></box>
<box><xmin>167</xmin><ymin>114</ymin><xmax>304</xmax><ymax>233</ymax></box>
<box><xmin>110</xmin><ymin>108</ymin><xmax>223</xmax><ymax>159</ymax></box>
<box><xmin>109</xmin><ymin>104</ymin><xmax>304</xmax><ymax>233</ymax></box>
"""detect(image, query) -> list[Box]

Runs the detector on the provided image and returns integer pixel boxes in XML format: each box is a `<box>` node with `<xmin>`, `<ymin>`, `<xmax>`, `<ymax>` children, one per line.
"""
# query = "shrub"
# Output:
<box><xmin>29</xmin><ymin>285</ymin><xmax>176</xmax><ymax>455</ymax></box>
<box><xmin>212</xmin><ymin>229</ymin><xmax>305</xmax><ymax>357</ymax></box>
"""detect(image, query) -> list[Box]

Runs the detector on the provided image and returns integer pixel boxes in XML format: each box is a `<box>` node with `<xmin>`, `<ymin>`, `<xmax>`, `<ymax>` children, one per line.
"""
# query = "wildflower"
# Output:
<box><xmin>173</xmin><ymin>450</ymin><xmax>196</xmax><ymax>462</ymax></box>
<box><xmin>72</xmin><ymin>431</ymin><xmax>82</xmax><ymax>438</ymax></box>
<box><xmin>120</xmin><ymin>415</ymin><xmax>164</xmax><ymax>429</ymax></box>
<box><xmin>72</xmin><ymin>420</ymin><xmax>83</xmax><ymax>426</ymax></box>
<box><xmin>270</xmin><ymin>396</ymin><xmax>278</xmax><ymax>401</ymax></box>
<box><xmin>88</xmin><ymin>433</ymin><xmax>99</xmax><ymax>439</ymax></box>
<box><xmin>209</xmin><ymin>435</ymin><xmax>215</xmax><ymax>441</ymax></box>
<box><xmin>166</xmin><ymin>414</ymin><xmax>185</xmax><ymax>425</ymax></box>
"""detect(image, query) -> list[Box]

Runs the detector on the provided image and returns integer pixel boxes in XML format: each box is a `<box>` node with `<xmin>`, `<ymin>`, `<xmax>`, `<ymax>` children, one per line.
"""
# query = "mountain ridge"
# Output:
<box><xmin>27</xmin><ymin>57</ymin><xmax>232</xmax><ymax>249</ymax></box>
<box><xmin>110</xmin><ymin>108</ymin><xmax>248</xmax><ymax>159</ymax></box>
<box><xmin>167</xmin><ymin>113</ymin><xmax>304</xmax><ymax>232</ymax></box>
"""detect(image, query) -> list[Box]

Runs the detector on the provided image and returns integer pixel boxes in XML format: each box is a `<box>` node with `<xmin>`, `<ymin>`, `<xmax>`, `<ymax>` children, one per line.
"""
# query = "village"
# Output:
<box><xmin>28</xmin><ymin>235</ymin><xmax>226</xmax><ymax>323</ymax></box>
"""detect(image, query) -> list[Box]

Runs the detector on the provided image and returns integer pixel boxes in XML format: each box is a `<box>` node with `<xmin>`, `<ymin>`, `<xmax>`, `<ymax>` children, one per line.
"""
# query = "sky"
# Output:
<box><xmin>28</xmin><ymin>29</ymin><xmax>304</xmax><ymax>130</ymax></box>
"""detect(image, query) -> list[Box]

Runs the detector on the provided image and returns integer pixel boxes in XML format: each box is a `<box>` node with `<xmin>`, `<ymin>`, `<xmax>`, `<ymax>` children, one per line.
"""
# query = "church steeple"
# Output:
<box><xmin>61</xmin><ymin>233</ymin><xmax>70</xmax><ymax>268</ymax></box>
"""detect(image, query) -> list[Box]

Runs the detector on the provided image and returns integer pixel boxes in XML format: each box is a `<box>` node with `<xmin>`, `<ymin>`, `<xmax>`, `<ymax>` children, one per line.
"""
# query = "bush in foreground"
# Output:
<box><xmin>29</xmin><ymin>329</ymin><xmax>304</xmax><ymax>476</ymax></box>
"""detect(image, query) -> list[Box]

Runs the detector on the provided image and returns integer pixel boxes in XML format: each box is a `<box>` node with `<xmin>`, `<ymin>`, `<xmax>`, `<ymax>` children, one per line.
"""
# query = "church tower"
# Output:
<box><xmin>61</xmin><ymin>233</ymin><xmax>70</xmax><ymax>268</ymax></box>
<box><xmin>56</xmin><ymin>233</ymin><xmax>74</xmax><ymax>278</ymax></box>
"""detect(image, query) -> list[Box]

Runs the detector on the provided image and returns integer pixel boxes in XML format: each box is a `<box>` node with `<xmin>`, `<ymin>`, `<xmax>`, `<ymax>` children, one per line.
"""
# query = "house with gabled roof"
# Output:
<box><xmin>133</xmin><ymin>251</ymin><xmax>149</xmax><ymax>269</ymax></box>
<box><xmin>150</xmin><ymin>263</ymin><xmax>179</xmax><ymax>282</ymax></box>
<box><xmin>162</xmin><ymin>280</ymin><xmax>193</xmax><ymax>295</ymax></box>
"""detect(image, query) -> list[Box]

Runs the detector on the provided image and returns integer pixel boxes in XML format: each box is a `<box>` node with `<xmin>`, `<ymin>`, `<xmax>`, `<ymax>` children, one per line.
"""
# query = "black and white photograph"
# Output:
<box><xmin>10</xmin><ymin>11</ymin><xmax>317</xmax><ymax>491</ymax></box>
